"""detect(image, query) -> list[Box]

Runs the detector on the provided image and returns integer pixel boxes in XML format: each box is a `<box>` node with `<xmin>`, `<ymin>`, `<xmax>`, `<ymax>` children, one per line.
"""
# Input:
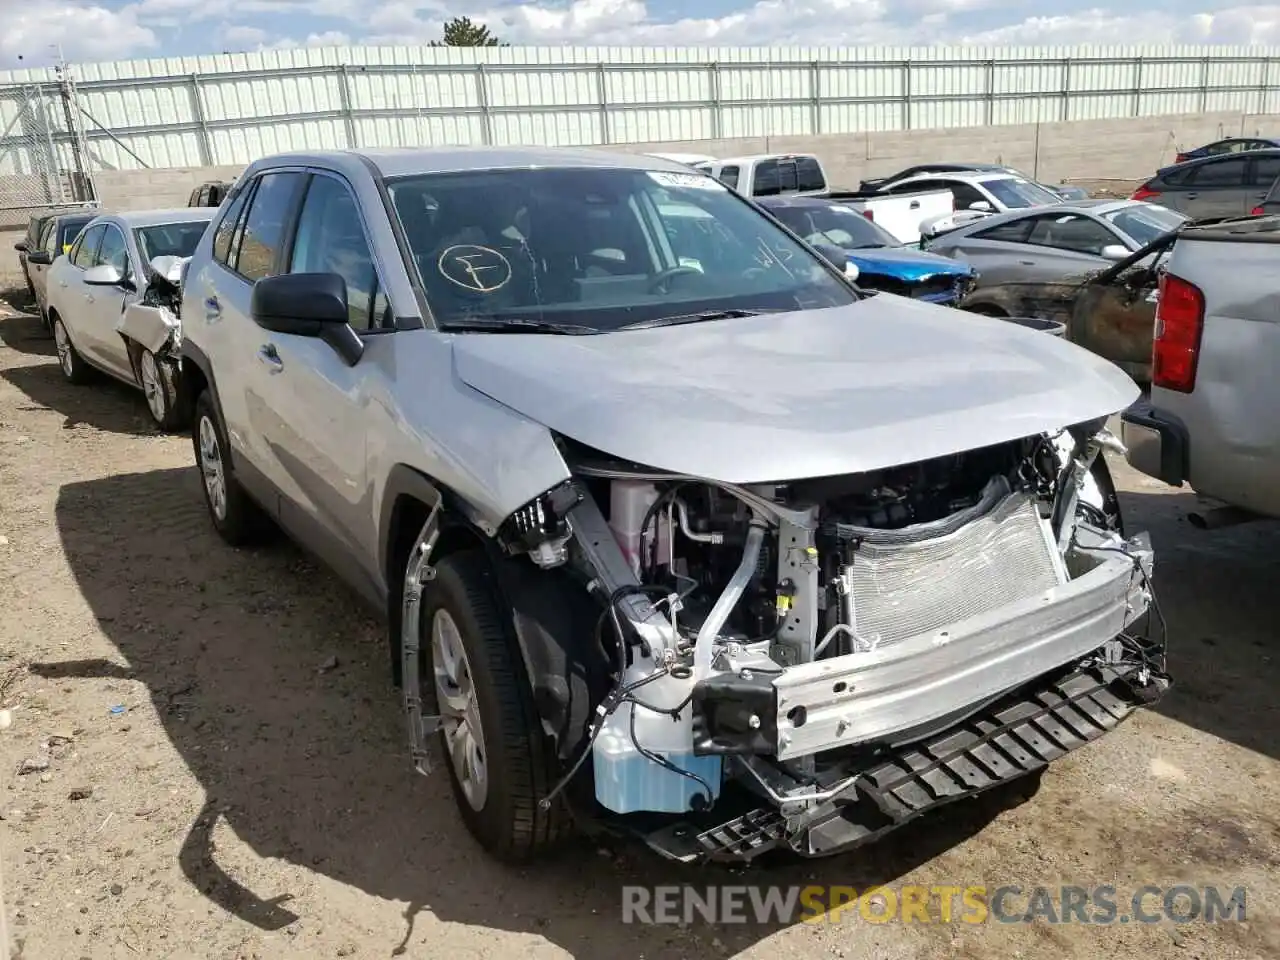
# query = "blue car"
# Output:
<box><xmin>1174</xmin><ymin>136</ymin><xmax>1280</xmax><ymax>164</ymax></box>
<box><xmin>758</xmin><ymin>195</ymin><xmax>977</xmax><ymax>306</ymax></box>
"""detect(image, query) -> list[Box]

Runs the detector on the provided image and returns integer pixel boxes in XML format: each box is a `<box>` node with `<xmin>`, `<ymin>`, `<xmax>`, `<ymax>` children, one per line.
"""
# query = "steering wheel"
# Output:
<box><xmin>647</xmin><ymin>265</ymin><xmax>702</xmax><ymax>294</ymax></box>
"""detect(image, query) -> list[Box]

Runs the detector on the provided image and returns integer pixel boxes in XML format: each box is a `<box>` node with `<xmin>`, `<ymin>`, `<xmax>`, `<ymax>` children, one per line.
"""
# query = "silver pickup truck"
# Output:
<box><xmin>1122</xmin><ymin>214</ymin><xmax>1280</xmax><ymax>526</ymax></box>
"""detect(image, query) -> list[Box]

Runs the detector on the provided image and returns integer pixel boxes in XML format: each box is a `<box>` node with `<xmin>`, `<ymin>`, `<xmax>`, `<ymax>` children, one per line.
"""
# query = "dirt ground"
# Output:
<box><xmin>0</xmin><ymin>285</ymin><xmax>1277</xmax><ymax>960</ymax></box>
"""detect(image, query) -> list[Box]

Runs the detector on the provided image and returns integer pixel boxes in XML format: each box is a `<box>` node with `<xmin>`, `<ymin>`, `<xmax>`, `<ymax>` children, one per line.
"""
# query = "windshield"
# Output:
<box><xmin>134</xmin><ymin>221</ymin><xmax>210</xmax><ymax>263</ymax></box>
<box><xmin>766</xmin><ymin>202</ymin><xmax>901</xmax><ymax>251</ymax></box>
<box><xmin>386</xmin><ymin>167</ymin><xmax>856</xmax><ymax>333</ymax></box>
<box><xmin>1103</xmin><ymin>204</ymin><xmax>1188</xmax><ymax>247</ymax></box>
<box><xmin>982</xmin><ymin>177</ymin><xmax>1063</xmax><ymax>209</ymax></box>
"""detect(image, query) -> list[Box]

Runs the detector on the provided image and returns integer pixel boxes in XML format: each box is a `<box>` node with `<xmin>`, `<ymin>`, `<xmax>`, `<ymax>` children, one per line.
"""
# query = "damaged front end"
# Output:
<box><xmin>438</xmin><ymin>421</ymin><xmax>1169</xmax><ymax>864</ymax></box>
<box><xmin>117</xmin><ymin>255</ymin><xmax>189</xmax><ymax>357</ymax></box>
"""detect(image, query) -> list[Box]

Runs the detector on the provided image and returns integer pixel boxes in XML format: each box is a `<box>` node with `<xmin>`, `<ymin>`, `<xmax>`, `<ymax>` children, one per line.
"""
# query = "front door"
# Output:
<box><xmin>81</xmin><ymin>223</ymin><xmax>138</xmax><ymax>380</ymax></box>
<box><xmin>245</xmin><ymin>170</ymin><xmax>388</xmax><ymax>600</ymax></box>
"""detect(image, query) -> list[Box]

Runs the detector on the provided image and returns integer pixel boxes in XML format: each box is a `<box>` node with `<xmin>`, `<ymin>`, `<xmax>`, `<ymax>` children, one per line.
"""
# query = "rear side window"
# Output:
<box><xmin>1184</xmin><ymin>157</ymin><xmax>1249</xmax><ymax>187</ymax></box>
<box><xmin>1251</xmin><ymin>155</ymin><xmax>1280</xmax><ymax>186</ymax></box>
<box><xmin>754</xmin><ymin>160</ymin><xmax>782</xmax><ymax>196</ymax></box>
<box><xmin>234</xmin><ymin>172</ymin><xmax>306</xmax><ymax>281</ymax></box>
<box><xmin>718</xmin><ymin>165</ymin><xmax>740</xmax><ymax>190</ymax></box>
<box><xmin>796</xmin><ymin>157</ymin><xmax>825</xmax><ymax>192</ymax></box>
<box><xmin>972</xmin><ymin>218</ymin><xmax>1034</xmax><ymax>243</ymax></box>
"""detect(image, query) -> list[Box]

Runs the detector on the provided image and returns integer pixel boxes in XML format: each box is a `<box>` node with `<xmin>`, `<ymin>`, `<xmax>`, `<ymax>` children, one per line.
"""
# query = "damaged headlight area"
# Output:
<box><xmin>117</xmin><ymin>256</ymin><xmax>189</xmax><ymax>356</ymax></box>
<box><xmin>436</xmin><ymin>425</ymin><xmax>1169</xmax><ymax>863</ymax></box>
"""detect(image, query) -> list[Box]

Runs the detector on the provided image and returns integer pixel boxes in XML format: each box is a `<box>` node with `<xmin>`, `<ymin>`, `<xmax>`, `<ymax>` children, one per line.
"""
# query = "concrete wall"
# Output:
<box><xmin>81</xmin><ymin>109</ymin><xmax>1264</xmax><ymax>214</ymax></box>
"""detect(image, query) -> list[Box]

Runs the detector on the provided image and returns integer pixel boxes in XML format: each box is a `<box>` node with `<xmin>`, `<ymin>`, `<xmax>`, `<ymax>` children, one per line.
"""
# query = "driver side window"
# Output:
<box><xmin>95</xmin><ymin>225</ymin><xmax>131</xmax><ymax>280</ymax></box>
<box><xmin>70</xmin><ymin>225</ymin><xmax>105</xmax><ymax>269</ymax></box>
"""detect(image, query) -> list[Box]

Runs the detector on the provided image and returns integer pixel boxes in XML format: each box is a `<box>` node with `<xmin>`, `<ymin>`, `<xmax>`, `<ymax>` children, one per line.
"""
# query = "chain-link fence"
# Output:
<box><xmin>0</xmin><ymin>75</ymin><xmax>97</xmax><ymax>229</ymax></box>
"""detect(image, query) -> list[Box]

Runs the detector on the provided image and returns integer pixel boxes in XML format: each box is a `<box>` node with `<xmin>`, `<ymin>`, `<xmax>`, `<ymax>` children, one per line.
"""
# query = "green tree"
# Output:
<box><xmin>430</xmin><ymin>16</ymin><xmax>506</xmax><ymax>47</ymax></box>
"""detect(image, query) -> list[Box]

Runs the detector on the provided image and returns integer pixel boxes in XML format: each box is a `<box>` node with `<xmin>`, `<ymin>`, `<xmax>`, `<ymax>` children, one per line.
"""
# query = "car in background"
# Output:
<box><xmin>46</xmin><ymin>207</ymin><xmax>216</xmax><ymax>430</ymax></box>
<box><xmin>926</xmin><ymin>199</ymin><xmax>1187</xmax><ymax>289</ymax></box>
<box><xmin>19</xmin><ymin>211</ymin><xmax>96</xmax><ymax>330</ymax></box>
<box><xmin>1122</xmin><ymin>214</ymin><xmax>1280</xmax><ymax>526</ymax></box>
<box><xmin>1174</xmin><ymin>136</ymin><xmax>1280</xmax><ymax>164</ymax></box>
<box><xmin>875</xmin><ymin>170</ymin><xmax>1065</xmax><ymax>219</ymax></box>
<box><xmin>757</xmin><ymin>195</ymin><xmax>976</xmax><ymax>306</ymax></box>
<box><xmin>188</xmin><ymin>180</ymin><xmax>234</xmax><ymax>206</ymax></box>
<box><xmin>13</xmin><ymin>207</ymin><xmax>98</xmax><ymax>297</ymax></box>
<box><xmin>935</xmin><ymin>210</ymin><xmax>1190</xmax><ymax>383</ymax></box>
<box><xmin>861</xmin><ymin>162</ymin><xmax>1089</xmax><ymax>201</ymax></box>
<box><xmin>1251</xmin><ymin>173</ymin><xmax>1280</xmax><ymax>216</ymax></box>
<box><xmin>645</xmin><ymin>152</ymin><xmax>717</xmax><ymax>167</ymax></box>
<box><xmin>1132</xmin><ymin>148</ymin><xmax>1280</xmax><ymax>220</ymax></box>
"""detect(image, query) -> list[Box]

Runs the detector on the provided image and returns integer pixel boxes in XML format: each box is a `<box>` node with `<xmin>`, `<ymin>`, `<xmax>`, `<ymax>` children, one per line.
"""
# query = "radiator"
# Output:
<box><xmin>835</xmin><ymin>477</ymin><xmax>1066</xmax><ymax>651</ymax></box>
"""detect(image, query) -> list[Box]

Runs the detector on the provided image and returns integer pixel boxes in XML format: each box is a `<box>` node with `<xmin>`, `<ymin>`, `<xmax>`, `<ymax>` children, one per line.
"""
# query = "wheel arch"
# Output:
<box><xmin>381</xmin><ymin>464</ymin><xmax>608</xmax><ymax>760</ymax></box>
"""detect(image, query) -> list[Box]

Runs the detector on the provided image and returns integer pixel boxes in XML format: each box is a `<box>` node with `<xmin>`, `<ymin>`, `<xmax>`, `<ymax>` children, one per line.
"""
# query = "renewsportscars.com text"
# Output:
<box><xmin>621</xmin><ymin>884</ymin><xmax>1247</xmax><ymax>925</ymax></box>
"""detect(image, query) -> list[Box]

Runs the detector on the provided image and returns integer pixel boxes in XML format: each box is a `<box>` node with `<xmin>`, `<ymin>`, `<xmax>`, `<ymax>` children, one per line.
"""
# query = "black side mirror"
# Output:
<box><xmin>14</xmin><ymin>241</ymin><xmax>28</xmax><ymax>252</ymax></box>
<box><xmin>25</xmin><ymin>250</ymin><xmax>52</xmax><ymax>266</ymax></box>
<box><xmin>250</xmin><ymin>272</ymin><xmax>364</xmax><ymax>366</ymax></box>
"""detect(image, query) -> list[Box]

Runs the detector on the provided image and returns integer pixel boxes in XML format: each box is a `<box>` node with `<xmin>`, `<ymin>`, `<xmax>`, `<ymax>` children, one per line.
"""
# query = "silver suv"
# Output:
<box><xmin>179</xmin><ymin>147</ymin><xmax>1168</xmax><ymax>865</ymax></box>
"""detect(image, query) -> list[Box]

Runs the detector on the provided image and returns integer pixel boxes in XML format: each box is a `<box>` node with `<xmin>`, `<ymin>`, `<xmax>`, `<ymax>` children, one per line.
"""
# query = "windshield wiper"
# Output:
<box><xmin>616</xmin><ymin>309</ymin><xmax>762</xmax><ymax>331</ymax></box>
<box><xmin>437</xmin><ymin>317</ymin><xmax>599</xmax><ymax>335</ymax></box>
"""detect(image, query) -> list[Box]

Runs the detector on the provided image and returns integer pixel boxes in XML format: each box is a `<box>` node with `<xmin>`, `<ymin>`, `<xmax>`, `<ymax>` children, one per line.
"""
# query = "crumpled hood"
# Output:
<box><xmin>450</xmin><ymin>296</ymin><xmax>1140</xmax><ymax>484</ymax></box>
<box><xmin>847</xmin><ymin>246</ymin><xmax>975</xmax><ymax>283</ymax></box>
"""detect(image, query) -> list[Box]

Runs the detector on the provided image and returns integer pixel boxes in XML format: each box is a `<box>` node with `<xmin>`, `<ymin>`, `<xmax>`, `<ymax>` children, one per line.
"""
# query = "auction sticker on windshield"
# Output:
<box><xmin>647</xmin><ymin>170</ymin><xmax>726</xmax><ymax>190</ymax></box>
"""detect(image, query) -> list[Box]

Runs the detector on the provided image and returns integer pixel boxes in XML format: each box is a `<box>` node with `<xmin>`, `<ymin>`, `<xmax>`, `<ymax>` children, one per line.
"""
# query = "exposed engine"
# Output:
<box><xmin>489</xmin><ymin>424</ymin><xmax>1165</xmax><ymax>858</ymax></box>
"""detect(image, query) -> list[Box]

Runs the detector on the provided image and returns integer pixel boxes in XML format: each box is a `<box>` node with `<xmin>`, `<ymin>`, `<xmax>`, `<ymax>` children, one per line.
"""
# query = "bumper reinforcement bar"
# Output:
<box><xmin>640</xmin><ymin>661</ymin><xmax>1169</xmax><ymax>863</ymax></box>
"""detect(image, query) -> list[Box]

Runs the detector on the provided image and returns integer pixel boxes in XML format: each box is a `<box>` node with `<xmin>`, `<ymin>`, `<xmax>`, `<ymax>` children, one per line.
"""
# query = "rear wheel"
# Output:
<box><xmin>192</xmin><ymin>390</ymin><xmax>274</xmax><ymax>546</ymax></box>
<box><xmin>52</xmin><ymin>316</ymin><xmax>92</xmax><ymax>384</ymax></box>
<box><xmin>416</xmin><ymin>549</ymin><xmax>570</xmax><ymax>861</ymax></box>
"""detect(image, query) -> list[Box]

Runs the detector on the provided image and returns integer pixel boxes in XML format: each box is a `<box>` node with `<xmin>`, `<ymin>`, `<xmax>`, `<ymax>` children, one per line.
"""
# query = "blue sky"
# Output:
<box><xmin>2</xmin><ymin>0</ymin><xmax>1279</xmax><ymax>68</ymax></box>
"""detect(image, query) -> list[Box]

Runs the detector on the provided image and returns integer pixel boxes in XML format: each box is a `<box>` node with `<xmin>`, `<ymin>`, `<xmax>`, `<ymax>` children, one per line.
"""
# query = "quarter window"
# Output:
<box><xmin>718</xmin><ymin>165</ymin><xmax>740</xmax><ymax>190</ymax></box>
<box><xmin>972</xmin><ymin>218</ymin><xmax>1034</xmax><ymax>243</ymax></box>
<box><xmin>288</xmin><ymin>174</ymin><xmax>388</xmax><ymax>331</ymax></box>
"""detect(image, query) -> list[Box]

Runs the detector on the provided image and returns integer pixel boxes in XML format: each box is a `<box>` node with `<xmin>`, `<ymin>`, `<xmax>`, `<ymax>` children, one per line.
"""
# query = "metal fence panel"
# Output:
<box><xmin>0</xmin><ymin>46</ymin><xmax>1279</xmax><ymax>177</ymax></box>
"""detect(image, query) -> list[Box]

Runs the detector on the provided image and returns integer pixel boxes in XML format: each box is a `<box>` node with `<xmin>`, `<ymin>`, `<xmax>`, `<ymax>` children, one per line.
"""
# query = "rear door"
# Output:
<box><xmin>1245</xmin><ymin>154</ymin><xmax>1280</xmax><ymax>214</ymax></box>
<box><xmin>937</xmin><ymin>216</ymin><xmax>1036</xmax><ymax>285</ymax></box>
<box><xmin>28</xmin><ymin>219</ymin><xmax>56</xmax><ymax>305</ymax></box>
<box><xmin>189</xmin><ymin>169</ymin><xmax>308</xmax><ymax>498</ymax></box>
<box><xmin>1168</xmin><ymin>156</ymin><xmax>1252</xmax><ymax>219</ymax></box>
<box><xmin>53</xmin><ymin>223</ymin><xmax>105</xmax><ymax>351</ymax></box>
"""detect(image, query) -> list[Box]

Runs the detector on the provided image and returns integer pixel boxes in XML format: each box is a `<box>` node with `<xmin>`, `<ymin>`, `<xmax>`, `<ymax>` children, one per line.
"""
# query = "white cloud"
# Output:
<box><xmin>5</xmin><ymin>0</ymin><xmax>1280</xmax><ymax>69</ymax></box>
<box><xmin>0</xmin><ymin>0</ymin><xmax>156</xmax><ymax>66</ymax></box>
<box><xmin>222</xmin><ymin>24</ymin><xmax>267</xmax><ymax>49</ymax></box>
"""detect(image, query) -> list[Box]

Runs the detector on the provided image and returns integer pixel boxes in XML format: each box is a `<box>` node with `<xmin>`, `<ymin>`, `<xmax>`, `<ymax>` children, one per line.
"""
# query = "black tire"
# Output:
<box><xmin>137</xmin><ymin>347</ymin><xmax>191</xmax><ymax>432</ymax></box>
<box><xmin>418</xmin><ymin>549</ymin><xmax>571</xmax><ymax>861</ymax></box>
<box><xmin>192</xmin><ymin>390</ymin><xmax>274</xmax><ymax>547</ymax></box>
<box><xmin>51</xmin><ymin>315</ymin><xmax>92</xmax><ymax>384</ymax></box>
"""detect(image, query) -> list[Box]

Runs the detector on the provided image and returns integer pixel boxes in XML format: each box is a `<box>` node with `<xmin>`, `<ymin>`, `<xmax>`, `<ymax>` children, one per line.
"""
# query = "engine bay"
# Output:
<box><xmin>479</xmin><ymin>423</ymin><xmax>1166</xmax><ymax>846</ymax></box>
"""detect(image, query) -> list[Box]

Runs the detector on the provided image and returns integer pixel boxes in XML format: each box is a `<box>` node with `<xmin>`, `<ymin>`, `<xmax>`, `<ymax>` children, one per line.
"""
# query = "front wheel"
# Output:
<box><xmin>137</xmin><ymin>347</ymin><xmax>191</xmax><ymax>432</ymax></box>
<box><xmin>416</xmin><ymin>549</ymin><xmax>571</xmax><ymax>861</ymax></box>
